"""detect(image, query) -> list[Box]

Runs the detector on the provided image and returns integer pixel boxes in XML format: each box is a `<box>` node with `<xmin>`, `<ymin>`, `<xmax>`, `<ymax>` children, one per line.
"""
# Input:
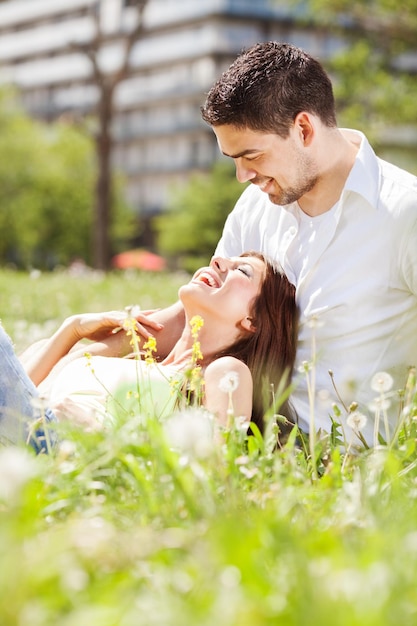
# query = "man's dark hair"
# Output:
<box><xmin>201</xmin><ymin>41</ymin><xmax>337</xmax><ymax>137</ymax></box>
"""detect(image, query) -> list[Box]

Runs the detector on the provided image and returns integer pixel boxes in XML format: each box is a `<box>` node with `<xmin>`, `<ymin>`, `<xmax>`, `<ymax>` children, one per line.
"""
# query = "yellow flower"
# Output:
<box><xmin>187</xmin><ymin>315</ymin><xmax>204</xmax><ymax>397</ymax></box>
<box><xmin>189</xmin><ymin>364</ymin><xmax>203</xmax><ymax>394</ymax></box>
<box><xmin>190</xmin><ymin>315</ymin><xmax>204</xmax><ymax>339</ymax></box>
<box><xmin>122</xmin><ymin>307</ymin><xmax>141</xmax><ymax>358</ymax></box>
<box><xmin>190</xmin><ymin>316</ymin><xmax>204</xmax><ymax>365</ymax></box>
<box><xmin>143</xmin><ymin>336</ymin><xmax>157</xmax><ymax>365</ymax></box>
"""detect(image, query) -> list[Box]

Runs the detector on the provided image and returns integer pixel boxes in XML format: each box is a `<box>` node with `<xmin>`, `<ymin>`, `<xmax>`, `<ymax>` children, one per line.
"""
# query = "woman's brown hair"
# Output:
<box><xmin>214</xmin><ymin>251</ymin><xmax>298</xmax><ymax>433</ymax></box>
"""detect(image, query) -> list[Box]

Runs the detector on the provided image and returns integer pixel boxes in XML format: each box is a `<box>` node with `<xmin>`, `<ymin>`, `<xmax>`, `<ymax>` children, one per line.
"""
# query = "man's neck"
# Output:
<box><xmin>298</xmin><ymin>129</ymin><xmax>360</xmax><ymax>217</ymax></box>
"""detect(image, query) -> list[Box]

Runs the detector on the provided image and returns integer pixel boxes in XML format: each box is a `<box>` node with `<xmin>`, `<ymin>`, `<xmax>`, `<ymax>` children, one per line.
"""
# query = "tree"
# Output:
<box><xmin>0</xmin><ymin>88</ymin><xmax>133</xmax><ymax>269</ymax></box>
<box><xmin>154</xmin><ymin>161</ymin><xmax>244</xmax><ymax>272</ymax></box>
<box><xmin>73</xmin><ymin>0</ymin><xmax>149</xmax><ymax>270</ymax></box>
<box><xmin>289</xmin><ymin>0</ymin><xmax>417</xmax><ymax>157</ymax></box>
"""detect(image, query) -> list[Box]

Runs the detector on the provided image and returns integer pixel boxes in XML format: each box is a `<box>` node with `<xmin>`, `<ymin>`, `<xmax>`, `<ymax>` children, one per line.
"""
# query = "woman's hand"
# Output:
<box><xmin>64</xmin><ymin>309</ymin><xmax>164</xmax><ymax>343</ymax></box>
<box><xmin>25</xmin><ymin>302</ymin><xmax>183</xmax><ymax>388</ymax></box>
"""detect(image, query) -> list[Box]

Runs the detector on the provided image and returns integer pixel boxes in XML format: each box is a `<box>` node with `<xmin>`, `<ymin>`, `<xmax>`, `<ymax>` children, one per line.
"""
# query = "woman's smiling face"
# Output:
<box><xmin>179</xmin><ymin>255</ymin><xmax>266</xmax><ymax>329</ymax></box>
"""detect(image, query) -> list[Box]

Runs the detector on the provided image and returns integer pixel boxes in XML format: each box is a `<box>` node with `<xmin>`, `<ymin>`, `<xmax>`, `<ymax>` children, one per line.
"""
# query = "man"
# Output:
<box><xmin>197</xmin><ymin>41</ymin><xmax>417</xmax><ymax>445</ymax></box>
<box><xmin>4</xmin><ymin>41</ymin><xmax>416</xmax><ymax>448</ymax></box>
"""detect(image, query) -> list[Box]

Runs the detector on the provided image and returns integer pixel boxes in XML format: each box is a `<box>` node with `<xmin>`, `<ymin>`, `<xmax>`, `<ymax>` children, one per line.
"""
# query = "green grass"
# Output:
<box><xmin>0</xmin><ymin>267</ymin><xmax>186</xmax><ymax>352</ymax></box>
<box><xmin>1</xmin><ymin>269</ymin><xmax>417</xmax><ymax>626</ymax></box>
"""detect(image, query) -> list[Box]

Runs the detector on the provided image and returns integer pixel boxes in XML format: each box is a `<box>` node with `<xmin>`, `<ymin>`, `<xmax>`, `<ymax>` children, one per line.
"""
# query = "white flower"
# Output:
<box><xmin>124</xmin><ymin>304</ymin><xmax>141</xmax><ymax>318</ymax></box>
<box><xmin>30</xmin><ymin>394</ymin><xmax>49</xmax><ymax>413</ymax></box>
<box><xmin>371</xmin><ymin>372</ymin><xmax>394</xmax><ymax>393</ymax></box>
<box><xmin>298</xmin><ymin>361</ymin><xmax>311</xmax><ymax>374</ymax></box>
<box><xmin>218</xmin><ymin>371</ymin><xmax>240</xmax><ymax>394</ymax></box>
<box><xmin>234</xmin><ymin>415</ymin><xmax>251</xmax><ymax>432</ymax></box>
<box><xmin>368</xmin><ymin>397</ymin><xmax>391</xmax><ymax>412</ymax></box>
<box><xmin>346</xmin><ymin>411</ymin><xmax>368</xmax><ymax>432</ymax></box>
<box><xmin>0</xmin><ymin>448</ymin><xmax>38</xmax><ymax>501</ymax></box>
<box><xmin>164</xmin><ymin>408</ymin><xmax>214</xmax><ymax>458</ymax></box>
<box><xmin>239</xmin><ymin>465</ymin><xmax>259</xmax><ymax>479</ymax></box>
<box><xmin>306</xmin><ymin>315</ymin><xmax>324</xmax><ymax>329</ymax></box>
<box><xmin>57</xmin><ymin>439</ymin><xmax>77</xmax><ymax>460</ymax></box>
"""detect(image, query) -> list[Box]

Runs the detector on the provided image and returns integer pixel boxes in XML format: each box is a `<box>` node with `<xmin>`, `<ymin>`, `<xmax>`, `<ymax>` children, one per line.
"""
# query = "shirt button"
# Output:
<box><xmin>289</xmin><ymin>226</ymin><xmax>297</xmax><ymax>237</ymax></box>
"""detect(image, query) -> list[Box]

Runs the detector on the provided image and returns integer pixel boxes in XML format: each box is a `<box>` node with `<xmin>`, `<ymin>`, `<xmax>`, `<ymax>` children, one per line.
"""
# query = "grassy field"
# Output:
<box><xmin>0</xmin><ymin>267</ymin><xmax>186</xmax><ymax>352</ymax></box>
<box><xmin>1</xmin><ymin>269</ymin><xmax>417</xmax><ymax>626</ymax></box>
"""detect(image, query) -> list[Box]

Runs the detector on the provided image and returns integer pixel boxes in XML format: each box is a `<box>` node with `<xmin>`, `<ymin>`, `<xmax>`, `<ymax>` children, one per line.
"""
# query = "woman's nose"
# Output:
<box><xmin>210</xmin><ymin>256</ymin><xmax>231</xmax><ymax>273</ymax></box>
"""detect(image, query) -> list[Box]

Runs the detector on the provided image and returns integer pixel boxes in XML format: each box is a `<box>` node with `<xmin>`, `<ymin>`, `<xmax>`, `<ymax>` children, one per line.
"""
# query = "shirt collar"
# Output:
<box><xmin>341</xmin><ymin>129</ymin><xmax>380</xmax><ymax>209</ymax></box>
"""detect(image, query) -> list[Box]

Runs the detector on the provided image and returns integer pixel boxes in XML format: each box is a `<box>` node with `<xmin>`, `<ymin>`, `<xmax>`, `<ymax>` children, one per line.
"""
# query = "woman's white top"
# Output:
<box><xmin>47</xmin><ymin>356</ymin><xmax>184</xmax><ymax>425</ymax></box>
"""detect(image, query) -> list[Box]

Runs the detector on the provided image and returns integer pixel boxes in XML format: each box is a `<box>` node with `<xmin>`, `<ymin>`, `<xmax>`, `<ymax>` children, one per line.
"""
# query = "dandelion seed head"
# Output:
<box><xmin>371</xmin><ymin>371</ymin><xmax>394</xmax><ymax>393</ymax></box>
<box><xmin>61</xmin><ymin>565</ymin><xmax>89</xmax><ymax>593</ymax></box>
<box><xmin>368</xmin><ymin>397</ymin><xmax>391</xmax><ymax>412</ymax></box>
<box><xmin>57</xmin><ymin>440</ymin><xmax>77</xmax><ymax>459</ymax></box>
<box><xmin>234</xmin><ymin>415</ymin><xmax>250</xmax><ymax>432</ymax></box>
<box><xmin>218</xmin><ymin>371</ymin><xmax>240</xmax><ymax>394</ymax></box>
<box><xmin>316</xmin><ymin>388</ymin><xmax>333</xmax><ymax>413</ymax></box>
<box><xmin>0</xmin><ymin>448</ymin><xmax>38</xmax><ymax>501</ymax></box>
<box><xmin>164</xmin><ymin>408</ymin><xmax>214</xmax><ymax>459</ymax></box>
<box><xmin>124</xmin><ymin>304</ymin><xmax>141</xmax><ymax>318</ymax></box>
<box><xmin>346</xmin><ymin>411</ymin><xmax>367</xmax><ymax>431</ymax></box>
<box><xmin>220</xmin><ymin>565</ymin><xmax>242</xmax><ymax>588</ymax></box>
<box><xmin>306</xmin><ymin>315</ymin><xmax>324</xmax><ymax>329</ymax></box>
<box><xmin>239</xmin><ymin>466</ymin><xmax>259</xmax><ymax>479</ymax></box>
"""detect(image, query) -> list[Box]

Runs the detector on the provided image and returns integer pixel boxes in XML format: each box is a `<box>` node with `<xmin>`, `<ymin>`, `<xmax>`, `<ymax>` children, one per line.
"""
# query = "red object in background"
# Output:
<box><xmin>111</xmin><ymin>249</ymin><xmax>167</xmax><ymax>271</ymax></box>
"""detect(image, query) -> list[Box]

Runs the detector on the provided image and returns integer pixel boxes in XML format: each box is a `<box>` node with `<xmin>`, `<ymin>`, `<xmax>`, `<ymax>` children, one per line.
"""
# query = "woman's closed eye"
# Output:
<box><xmin>237</xmin><ymin>264</ymin><xmax>252</xmax><ymax>277</ymax></box>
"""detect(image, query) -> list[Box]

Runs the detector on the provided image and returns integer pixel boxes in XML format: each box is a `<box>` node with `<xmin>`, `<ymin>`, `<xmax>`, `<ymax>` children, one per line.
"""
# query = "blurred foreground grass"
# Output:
<box><xmin>1</xmin><ymin>269</ymin><xmax>417</xmax><ymax>626</ymax></box>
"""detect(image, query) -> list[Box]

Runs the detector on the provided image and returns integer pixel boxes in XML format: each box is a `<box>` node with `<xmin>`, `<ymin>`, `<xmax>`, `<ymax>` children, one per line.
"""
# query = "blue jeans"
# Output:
<box><xmin>0</xmin><ymin>324</ymin><xmax>56</xmax><ymax>453</ymax></box>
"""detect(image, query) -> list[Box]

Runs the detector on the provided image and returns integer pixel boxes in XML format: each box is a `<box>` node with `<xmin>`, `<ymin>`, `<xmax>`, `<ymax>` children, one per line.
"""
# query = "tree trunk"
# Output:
<box><xmin>93</xmin><ymin>85</ymin><xmax>113</xmax><ymax>270</ymax></box>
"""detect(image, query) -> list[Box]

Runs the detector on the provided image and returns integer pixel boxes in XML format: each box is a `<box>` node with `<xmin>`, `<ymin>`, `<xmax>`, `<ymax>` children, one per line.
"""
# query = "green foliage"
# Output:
<box><xmin>1</xmin><ymin>374</ymin><xmax>417</xmax><ymax>624</ymax></box>
<box><xmin>2</xmin><ymin>271</ymin><xmax>417</xmax><ymax>623</ymax></box>
<box><xmin>287</xmin><ymin>0</ymin><xmax>417</xmax><ymax>165</ymax></box>
<box><xmin>154</xmin><ymin>161</ymin><xmax>244</xmax><ymax>272</ymax></box>
<box><xmin>0</xmin><ymin>89</ymin><xmax>135</xmax><ymax>269</ymax></box>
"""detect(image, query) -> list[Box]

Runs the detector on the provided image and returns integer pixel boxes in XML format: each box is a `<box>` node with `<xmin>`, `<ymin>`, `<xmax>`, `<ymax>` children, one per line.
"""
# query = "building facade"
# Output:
<box><xmin>0</xmin><ymin>0</ymin><xmax>344</xmax><ymax>218</ymax></box>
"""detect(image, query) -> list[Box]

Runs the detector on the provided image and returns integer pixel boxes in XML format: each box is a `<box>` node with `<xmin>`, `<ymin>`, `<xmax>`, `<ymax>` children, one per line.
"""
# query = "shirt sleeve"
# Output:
<box><xmin>401</xmin><ymin>210</ymin><xmax>417</xmax><ymax>296</ymax></box>
<box><xmin>215</xmin><ymin>185</ymin><xmax>260</xmax><ymax>257</ymax></box>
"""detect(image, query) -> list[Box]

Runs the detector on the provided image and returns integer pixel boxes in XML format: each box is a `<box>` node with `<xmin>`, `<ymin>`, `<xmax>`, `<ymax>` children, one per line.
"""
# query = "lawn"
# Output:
<box><xmin>1</xmin><ymin>268</ymin><xmax>417</xmax><ymax>626</ymax></box>
<box><xmin>0</xmin><ymin>267</ymin><xmax>186</xmax><ymax>352</ymax></box>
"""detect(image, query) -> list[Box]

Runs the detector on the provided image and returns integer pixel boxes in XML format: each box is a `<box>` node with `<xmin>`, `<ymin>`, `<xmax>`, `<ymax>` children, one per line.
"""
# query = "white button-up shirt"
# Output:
<box><xmin>215</xmin><ymin>130</ymin><xmax>417</xmax><ymax>444</ymax></box>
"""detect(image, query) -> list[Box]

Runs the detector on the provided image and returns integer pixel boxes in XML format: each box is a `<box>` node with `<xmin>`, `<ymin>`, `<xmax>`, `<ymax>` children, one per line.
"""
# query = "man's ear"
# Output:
<box><xmin>294</xmin><ymin>111</ymin><xmax>314</xmax><ymax>147</ymax></box>
<box><xmin>240</xmin><ymin>316</ymin><xmax>256</xmax><ymax>334</ymax></box>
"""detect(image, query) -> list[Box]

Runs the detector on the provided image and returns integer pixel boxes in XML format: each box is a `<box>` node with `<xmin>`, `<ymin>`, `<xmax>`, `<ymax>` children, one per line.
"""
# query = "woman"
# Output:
<box><xmin>11</xmin><ymin>252</ymin><xmax>298</xmax><ymax>444</ymax></box>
